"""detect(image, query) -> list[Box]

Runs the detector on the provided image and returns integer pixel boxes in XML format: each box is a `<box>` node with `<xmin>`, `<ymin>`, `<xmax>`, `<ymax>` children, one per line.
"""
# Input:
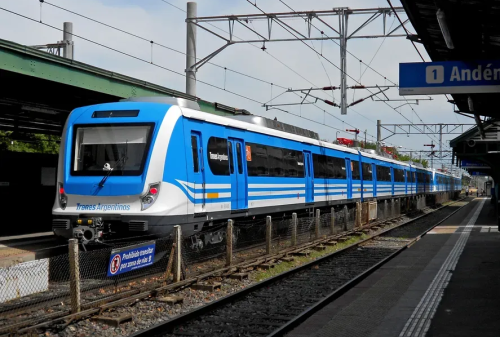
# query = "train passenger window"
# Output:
<box><xmin>283</xmin><ymin>150</ymin><xmax>303</xmax><ymax>177</ymax></box>
<box><xmin>376</xmin><ymin>166</ymin><xmax>391</xmax><ymax>182</ymax></box>
<box><xmin>228</xmin><ymin>142</ymin><xmax>234</xmax><ymax>174</ymax></box>
<box><xmin>362</xmin><ymin>163</ymin><xmax>372</xmax><ymax>181</ymax></box>
<box><xmin>207</xmin><ymin>137</ymin><xmax>229</xmax><ymax>176</ymax></box>
<box><xmin>191</xmin><ymin>135</ymin><xmax>199</xmax><ymax>173</ymax></box>
<box><xmin>394</xmin><ymin>168</ymin><xmax>405</xmax><ymax>182</ymax></box>
<box><xmin>313</xmin><ymin>154</ymin><xmax>327</xmax><ymax>178</ymax></box>
<box><xmin>313</xmin><ymin>154</ymin><xmax>347</xmax><ymax>179</ymax></box>
<box><xmin>351</xmin><ymin>160</ymin><xmax>361</xmax><ymax>180</ymax></box>
<box><xmin>329</xmin><ymin>157</ymin><xmax>347</xmax><ymax>179</ymax></box>
<box><xmin>268</xmin><ymin>147</ymin><xmax>284</xmax><ymax>176</ymax></box>
<box><xmin>236</xmin><ymin>143</ymin><xmax>243</xmax><ymax>174</ymax></box>
<box><xmin>412</xmin><ymin>172</ymin><xmax>416</xmax><ymax>183</ymax></box>
<box><xmin>246</xmin><ymin>142</ymin><xmax>305</xmax><ymax>178</ymax></box>
<box><xmin>247</xmin><ymin>143</ymin><xmax>269</xmax><ymax>176</ymax></box>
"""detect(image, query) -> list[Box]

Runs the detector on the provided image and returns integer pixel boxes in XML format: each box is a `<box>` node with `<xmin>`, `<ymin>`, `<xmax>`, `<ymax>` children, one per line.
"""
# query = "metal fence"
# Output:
<box><xmin>0</xmin><ymin>200</ymin><xmax>405</xmax><ymax>333</ymax></box>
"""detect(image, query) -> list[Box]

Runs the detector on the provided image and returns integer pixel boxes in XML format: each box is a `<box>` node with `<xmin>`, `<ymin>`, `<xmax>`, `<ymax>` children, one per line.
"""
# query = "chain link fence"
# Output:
<box><xmin>0</xmin><ymin>234</ymin><xmax>174</xmax><ymax>333</ymax></box>
<box><xmin>0</xmin><ymin>199</ymin><xmax>407</xmax><ymax>332</ymax></box>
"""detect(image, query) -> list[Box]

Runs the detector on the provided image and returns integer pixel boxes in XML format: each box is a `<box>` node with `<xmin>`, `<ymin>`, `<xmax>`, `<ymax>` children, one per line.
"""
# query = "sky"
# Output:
<box><xmin>0</xmin><ymin>0</ymin><xmax>473</xmax><ymax>170</ymax></box>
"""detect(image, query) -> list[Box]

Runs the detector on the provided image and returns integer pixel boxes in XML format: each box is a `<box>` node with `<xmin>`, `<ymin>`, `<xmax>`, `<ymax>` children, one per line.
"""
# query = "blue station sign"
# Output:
<box><xmin>107</xmin><ymin>241</ymin><xmax>156</xmax><ymax>277</ymax></box>
<box><xmin>461</xmin><ymin>159</ymin><xmax>490</xmax><ymax>168</ymax></box>
<box><xmin>399</xmin><ymin>60</ymin><xmax>500</xmax><ymax>95</ymax></box>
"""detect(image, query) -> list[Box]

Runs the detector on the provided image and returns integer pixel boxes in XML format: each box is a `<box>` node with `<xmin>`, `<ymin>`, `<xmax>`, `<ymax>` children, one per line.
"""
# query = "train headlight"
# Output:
<box><xmin>141</xmin><ymin>182</ymin><xmax>161</xmax><ymax>211</ymax></box>
<box><xmin>58</xmin><ymin>182</ymin><xmax>67</xmax><ymax>210</ymax></box>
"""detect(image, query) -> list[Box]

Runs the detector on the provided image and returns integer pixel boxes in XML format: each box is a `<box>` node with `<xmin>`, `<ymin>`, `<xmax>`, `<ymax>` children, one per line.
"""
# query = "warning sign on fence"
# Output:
<box><xmin>107</xmin><ymin>241</ymin><xmax>156</xmax><ymax>277</ymax></box>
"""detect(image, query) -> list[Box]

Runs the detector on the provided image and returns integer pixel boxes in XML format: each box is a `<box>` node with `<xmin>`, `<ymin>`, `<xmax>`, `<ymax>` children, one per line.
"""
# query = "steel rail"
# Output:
<box><xmin>128</xmin><ymin>197</ymin><xmax>468</xmax><ymax>337</ymax></box>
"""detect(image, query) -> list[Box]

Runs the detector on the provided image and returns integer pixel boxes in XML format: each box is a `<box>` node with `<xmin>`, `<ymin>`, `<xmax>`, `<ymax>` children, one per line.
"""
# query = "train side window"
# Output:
<box><xmin>362</xmin><ymin>163</ymin><xmax>372</xmax><ymax>181</ymax></box>
<box><xmin>376</xmin><ymin>165</ymin><xmax>391</xmax><ymax>182</ymax></box>
<box><xmin>207</xmin><ymin>137</ymin><xmax>229</xmax><ymax>176</ymax></box>
<box><xmin>191</xmin><ymin>135</ymin><xmax>199</xmax><ymax>173</ymax></box>
<box><xmin>245</xmin><ymin>143</ymin><xmax>305</xmax><ymax>178</ymax></box>
<box><xmin>268</xmin><ymin>146</ymin><xmax>284</xmax><ymax>176</ymax></box>
<box><xmin>394</xmin><ymin>168</ymin><xmax>405</xmax><ymax>182</ymax></box>
<box><xmin>247</xmin><ymin>143</ymin><xmax>269</xmax><ymax>176</ymax></box>
<box><xmin>313</xmin><ymin>154</ymin><xmax>327</xmax><ymax>178</ymax></box>
<box><xmin>283</xmin><ymin>150</ymin><xmax>303</xmax><ymax>177</ymax></box>
<box><xmin>351</xmin><ymin>160</ymin><xmax>361</xmax><ymax>180</ymax></box>
<box><xmin>329</xmin><ymin>157</ymin><xmax>346</xmax><ymax>179</ymax></box>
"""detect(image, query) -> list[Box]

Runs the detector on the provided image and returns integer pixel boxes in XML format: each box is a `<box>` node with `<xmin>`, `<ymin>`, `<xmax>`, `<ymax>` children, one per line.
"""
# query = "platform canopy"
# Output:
<box><xmin>401</xmin><ymin>0</ymin><xmax>500</xmax><ymax>118</ymax></box>
<box><xmin>401</xmin><ymin>0</ymin><xmax>500</xmax><ymax>181</ymax></box>
<box><xmin>0</xmin><ymin>38</ymin><xmax>245</xmax><ymax>137</ymax></box>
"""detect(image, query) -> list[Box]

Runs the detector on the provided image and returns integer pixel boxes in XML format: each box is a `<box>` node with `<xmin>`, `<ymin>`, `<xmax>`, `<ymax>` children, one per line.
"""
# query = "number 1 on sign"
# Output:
<box><xmin>425</xmin><ymin>65</ymin><xmax>444</xmax><ymax>84</ymax></box>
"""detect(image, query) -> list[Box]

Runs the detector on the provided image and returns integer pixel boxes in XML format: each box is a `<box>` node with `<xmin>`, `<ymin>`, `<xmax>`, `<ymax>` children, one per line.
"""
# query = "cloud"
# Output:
<box><xmin>0</xmin><ymin>0</ymin><xmax>470</xmax><ymax>166</ymax></box>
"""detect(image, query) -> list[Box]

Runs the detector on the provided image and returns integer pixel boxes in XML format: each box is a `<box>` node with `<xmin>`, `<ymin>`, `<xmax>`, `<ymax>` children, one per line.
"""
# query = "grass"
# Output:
<box><xmin>251</xmin><ymin>234</ymin><xmax>368</xmax><ymax>282</ymax></box>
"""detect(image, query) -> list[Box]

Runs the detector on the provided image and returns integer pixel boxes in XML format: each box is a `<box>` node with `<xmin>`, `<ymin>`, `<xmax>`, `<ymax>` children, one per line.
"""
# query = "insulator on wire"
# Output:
<box><xmin>324</xmin><ymin>100</ymin><xmax>338</xmax><ymax>107</ymax></box>
<box><xmin>349</xmin><ymin>98</ymin><xmax>364</xmax><ymax>106</ymax></box>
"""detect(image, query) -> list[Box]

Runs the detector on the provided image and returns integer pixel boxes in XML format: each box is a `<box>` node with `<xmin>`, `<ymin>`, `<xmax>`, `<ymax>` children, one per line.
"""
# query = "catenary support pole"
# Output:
<box><xmin>186</xmin><ymin>2</ymin><xmax>197</xmax><ymax>96</ymax></box>
<box><xmin>63</xmin><ymin>22</ymin><xmax>73</xmax><ymax>59</ymax></box>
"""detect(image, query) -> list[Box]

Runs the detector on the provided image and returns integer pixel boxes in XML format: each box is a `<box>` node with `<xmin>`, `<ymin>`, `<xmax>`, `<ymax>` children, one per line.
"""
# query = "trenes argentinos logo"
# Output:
<box><xmin>76</xmin><ymin>203</ymin><xmax>131</xmax><ymax>211</ymax></box>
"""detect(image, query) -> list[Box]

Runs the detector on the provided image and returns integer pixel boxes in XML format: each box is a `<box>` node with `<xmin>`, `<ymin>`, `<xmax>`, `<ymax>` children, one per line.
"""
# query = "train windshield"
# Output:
<box><xmin>71</xmin><ymin>124</ymin><xmax>153</xmax><ymax>176</ymax></box>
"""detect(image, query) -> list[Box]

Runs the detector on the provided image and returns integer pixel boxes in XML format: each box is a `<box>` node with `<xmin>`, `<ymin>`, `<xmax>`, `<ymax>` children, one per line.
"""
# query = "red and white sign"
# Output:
<box><xmin>109</xmin><ymin>254</ymin><xmax>121</xmax><ymax>275</ymax></box>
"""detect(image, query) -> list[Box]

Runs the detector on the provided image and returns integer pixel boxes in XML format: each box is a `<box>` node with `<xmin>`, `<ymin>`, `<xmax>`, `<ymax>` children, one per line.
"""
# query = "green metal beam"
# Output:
<box><xmin>0</xmin><ymin>38</ymin><xmax>235</xmax><ymax>116</ymax></box>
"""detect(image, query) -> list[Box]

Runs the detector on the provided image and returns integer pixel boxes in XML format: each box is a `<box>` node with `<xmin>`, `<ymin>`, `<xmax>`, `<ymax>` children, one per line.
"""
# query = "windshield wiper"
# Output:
<box><xmin>98</xmin><ymin>142</ymin><xmax>129</xmax><ymax>188</ymax></box>
<box><xmin>98</xmin><ymin>154</ymin><xmax>128</xmax><ymax>187</ymax></box>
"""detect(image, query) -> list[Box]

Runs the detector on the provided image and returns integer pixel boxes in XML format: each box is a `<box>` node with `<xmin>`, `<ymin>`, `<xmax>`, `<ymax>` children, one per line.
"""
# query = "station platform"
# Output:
<box><xmin>0</xmin><ymin>231</ymin><xmax>58</xmax><ymax>268</ymax></box>
<box><xmin>287</xmin><ymin>197</ymin><xmax>500</xmax><ymax>337</ymax></box>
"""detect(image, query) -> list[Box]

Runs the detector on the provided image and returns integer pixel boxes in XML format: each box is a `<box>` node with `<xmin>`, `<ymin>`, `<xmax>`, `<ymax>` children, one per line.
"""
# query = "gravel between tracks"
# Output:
<box><xmin>14</xmin><ymin>202</ymin><xmax>464</xmax><ymax>337</ymax></box>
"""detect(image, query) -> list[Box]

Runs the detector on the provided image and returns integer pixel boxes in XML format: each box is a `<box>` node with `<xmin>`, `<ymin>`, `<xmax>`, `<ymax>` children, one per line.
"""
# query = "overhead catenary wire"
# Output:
<box><xmin>37</xmin><ymin>2</ymin><xmax>365</xmax><ymax>140</ymax></box>
<box><xmin>166</xmin><ymin>0</ymin><xmax>456</xmax><ymax>153</ymax></box>
<box><xmin>136</xmin><ymin>2</ymin><xmax>424</xmax><ymax>150</ymax></box>
<box><xmin>43</xmin><ymin>0</ymin><xmax>293</xmax><ymax>92</ymax></box>
<box><xmin>273</xmin><ymin>0</ymin><xmax>453</xmax><ymax>151</ymax></box>
<box><xmin>0</xmin><ymin>5</ymin><xmax>382</xmax><ymax>145</ymax></box>
<box><xmin>3</xmin><ymin>3</ymin><xmax>423</xmax><ymax>152</ymax></box>
<box><xmin>46</xmin><ymin>0</ymin><xmax>392</xmax><ymax>141</ymax></box>
<box><xmin>0</xmin><ymin>6</ymin><xmax>264</xmax><ymax>106</ymax></box>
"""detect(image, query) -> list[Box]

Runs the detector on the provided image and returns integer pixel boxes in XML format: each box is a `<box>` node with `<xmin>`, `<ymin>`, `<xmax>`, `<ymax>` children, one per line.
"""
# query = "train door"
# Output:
<box><xmin>303</xmin><ymin>151</ymin><xmax>314</xmax><ymax>203</ymax></box>
<box><xmin>372</xmin><ymin>163</ymin><xmax>377</xmax><ymax>197</ymax></box>
<box><xmin>190</xmin><ymin>132</ymin><xmax>205</xmax><ymax>214</ymax></box>
<box><xmin>345</xmin><ymin>158</ymin><xmax>352</xmax><ymax>199</ymax></box>
<box><xmin>228</xmin><ymin>138</ymin><xmax>248</xmax><ymax>210</ymax></box>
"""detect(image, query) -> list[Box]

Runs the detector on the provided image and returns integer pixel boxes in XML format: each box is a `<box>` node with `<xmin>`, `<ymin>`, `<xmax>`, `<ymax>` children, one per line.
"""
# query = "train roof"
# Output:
<box><xmin>181</xmin><ymin>106</ymin><xmax>416</xmax><ymax>167</ymax></box>
<box><xmin>114</xmin><ymin>97</ymin><xmax>461</xmax><ymax>179</ymax></box>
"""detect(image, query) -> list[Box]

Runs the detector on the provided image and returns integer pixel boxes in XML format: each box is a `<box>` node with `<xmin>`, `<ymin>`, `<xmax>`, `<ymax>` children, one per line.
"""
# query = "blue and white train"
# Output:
<box><xmin>52</xmin><ymin>97</ymin><xmax>461</xmax><ymax>243</ymax></box>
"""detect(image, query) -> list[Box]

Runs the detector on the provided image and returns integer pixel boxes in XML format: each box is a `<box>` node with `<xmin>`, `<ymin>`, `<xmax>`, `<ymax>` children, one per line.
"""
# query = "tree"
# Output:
<box><xmin>0</xmin><ymin>131</ymin><xmax>60</xmax><ymax>154</ymax></box>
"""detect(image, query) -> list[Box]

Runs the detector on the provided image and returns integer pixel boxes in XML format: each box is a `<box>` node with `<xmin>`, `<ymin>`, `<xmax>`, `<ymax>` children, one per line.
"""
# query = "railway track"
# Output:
<box><xmin>130</xmin><ymin>198</ymin><xmax>468</xmax><ymax>337</ymax></box>
<box><xmin>0</xmin><ymin>200</ymin><xmax>464</xmax><ymax>336</ymax></box>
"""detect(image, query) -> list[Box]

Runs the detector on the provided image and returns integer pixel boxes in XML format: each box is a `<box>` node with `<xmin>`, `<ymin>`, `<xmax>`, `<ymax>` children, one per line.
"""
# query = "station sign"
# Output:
<box><xmin>471</xmin><ymin>171</ymin><xmax>488</xmax><ymax>176</ymax></box>
<box><xmin>399</xmin><ymin>60</ymin><xmax>500</xmax><ymax>95</ymax></box>
<box><xmin>461</xmin><ymin>159</ymin><xmax>490</xmax><ymax>169</ymax></box>
<box><xmin>107</xmin><ymin>241</ymin><xmax>156</xmax><ymax>277</ymax></box>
